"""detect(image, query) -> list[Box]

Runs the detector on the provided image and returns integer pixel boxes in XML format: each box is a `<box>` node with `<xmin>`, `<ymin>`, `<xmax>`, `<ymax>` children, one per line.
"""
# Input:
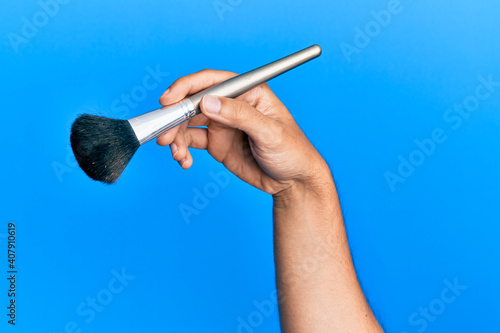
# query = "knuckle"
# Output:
<box><xmin>171</xmin><ymin>76</ymin><xmax>185</xmax><ymax>86</ymax></box>
<box><xmin>255</xmin><ymin>83</ymin><xmax>271</xmax><ymax>96</ymax></box>
<box><xmin>156</xmin><ymin>137</ymin><xmax>167</xmax><ymax>146</ymax></box>
<box><xmin>200</xmin><ymin>68</ymin><xmax>213</xmax><ymax>74</ymax></box>
<box><xmin>230</xmin><ymin>100</ymin><xmax>246</xmax><ymax>124</ymax></box>
<box><xmin>252</xmin><ymin>84</ymin><xmax>265</xmax><ymax>94</ymax></box>
<box><xmin>183</xmin><ymin>132</ymin><xmax>192</xmax><ymax>147</ymax></box>
<box><xmin>222</xmin><ymin>70</ymin><xmax>238</xmax><ymax>76</ymax></box>
<box><xmin>176</xmin><ymin>147</ymin><xmax>187</xmax><ymax>160</ymax></box>
<box><xmin>157</xmin><ymin>132</ymin><xmax>174</xmax><ymax>146</ymax></box>
<box><xmin>257</xmin><ymin>83</ymin><xmax>270</xmax><ymax>93</ymax></box>
<box><xmin>249</xmin><ymin>84</ymin><xmax>266</xmax><ymax>99</ymax></box>
<box><xmin>169</xmin><ymin>77</ymin><xmax>188</xmax><ymax>91</ymax></box>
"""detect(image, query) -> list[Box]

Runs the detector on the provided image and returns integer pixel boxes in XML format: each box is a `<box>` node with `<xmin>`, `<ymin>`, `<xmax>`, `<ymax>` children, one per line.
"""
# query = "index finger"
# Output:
<box><xmin>159</xmin><ymin>69</ymin><xmax>237</xmax><ymax>106</ymax></box>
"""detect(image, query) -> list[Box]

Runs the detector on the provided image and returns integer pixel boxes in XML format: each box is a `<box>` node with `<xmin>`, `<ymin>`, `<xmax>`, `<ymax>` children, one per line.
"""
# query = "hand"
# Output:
<box><xmin>157</xmin><ymin>70</ymin><xmax>382</xmax><ymax>332</ymax></box>
<box><xmin>156</xmin><ymin>69</ymin><xmax>330</xmax><ymax>195</ymax></box>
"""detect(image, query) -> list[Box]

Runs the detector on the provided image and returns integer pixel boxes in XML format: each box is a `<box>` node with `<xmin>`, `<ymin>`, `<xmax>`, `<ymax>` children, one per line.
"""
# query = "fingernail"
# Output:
<box><xmin>202</xmin><ymin>95</ymin><xmax>221</xmax><ymax>114</ymax></box>
<box><xmin>180</xmin><ymin>158</ymin><xmax>187</xmax><ymax>168</ymax></box>
<box><xmin>162</xmin><ymin>88</ymin><xmax>170</xmax><ymax>96</ymax></box>
<box><xmin>171</xmin><ymin>143</ymin><xmax>178</xmax><ymax>156</ymax></box>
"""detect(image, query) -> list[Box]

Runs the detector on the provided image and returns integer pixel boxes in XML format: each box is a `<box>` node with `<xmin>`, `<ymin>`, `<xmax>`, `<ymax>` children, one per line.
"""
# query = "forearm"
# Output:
<box><xmin>272</xmin><ymin>164</ymin><xmax>382</xmax><ymax>332</ymax></box>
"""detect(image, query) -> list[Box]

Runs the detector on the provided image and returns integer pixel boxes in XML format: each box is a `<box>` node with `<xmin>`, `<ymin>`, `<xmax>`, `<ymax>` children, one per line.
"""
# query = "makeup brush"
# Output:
<box><xmin>70</xmin><ymin>45</ymin><xmax>322</xmax><ymax>184</ymax></box>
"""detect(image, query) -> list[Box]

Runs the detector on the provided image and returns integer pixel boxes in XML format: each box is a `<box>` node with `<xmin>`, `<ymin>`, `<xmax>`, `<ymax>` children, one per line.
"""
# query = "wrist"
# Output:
<box><xmin>273</xmin><ymin>162</ymin><xmax>336</xmax><ymax>209</ymax></box>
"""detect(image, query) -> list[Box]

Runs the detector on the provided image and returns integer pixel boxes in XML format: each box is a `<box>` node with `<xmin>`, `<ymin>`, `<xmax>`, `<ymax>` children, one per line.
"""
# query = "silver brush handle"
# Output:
<box><xmin>128</xmin><ymin>45</ymin><xmax>322</xmax><ymax>145</ymax></box>
<box><xmin>188</xmin><ymin>44</ymin><xmax>322</xmax><ymax>114</ymax></box>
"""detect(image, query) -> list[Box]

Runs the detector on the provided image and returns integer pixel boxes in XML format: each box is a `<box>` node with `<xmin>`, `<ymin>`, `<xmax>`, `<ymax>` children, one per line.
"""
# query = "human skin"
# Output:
<box><xmin>156</xmin><ymin>69</ymin><xmax>383</xmax><ymax>332</ymax></box>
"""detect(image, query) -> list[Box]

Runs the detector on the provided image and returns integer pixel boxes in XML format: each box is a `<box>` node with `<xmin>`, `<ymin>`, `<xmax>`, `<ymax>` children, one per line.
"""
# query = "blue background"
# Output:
<box><xmin>1</xmin><ymin>0</ymin><xmax>499</xmax><ymax>332</ymax></box>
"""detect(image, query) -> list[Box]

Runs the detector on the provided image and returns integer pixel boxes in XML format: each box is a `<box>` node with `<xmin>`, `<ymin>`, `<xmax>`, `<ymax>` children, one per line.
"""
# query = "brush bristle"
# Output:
<box><xmin>70</xmin><ymin>114</ymin><xmax>140</xmax><ymax>184</ymax></box>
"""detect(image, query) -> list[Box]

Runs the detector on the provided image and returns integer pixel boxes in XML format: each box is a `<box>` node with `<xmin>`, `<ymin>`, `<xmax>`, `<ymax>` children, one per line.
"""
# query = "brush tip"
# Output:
<box><xmin>70</xmin><ymin>114</ymin><xmax>140</xmax><ymax>184</ymax></box>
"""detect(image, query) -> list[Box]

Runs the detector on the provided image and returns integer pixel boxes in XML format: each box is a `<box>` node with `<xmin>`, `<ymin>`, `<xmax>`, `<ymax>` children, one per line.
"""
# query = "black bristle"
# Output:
<box><xmin>70</xmin><ymin>114</ymin><xmax>140</xmax><ymax>184</ymax></box>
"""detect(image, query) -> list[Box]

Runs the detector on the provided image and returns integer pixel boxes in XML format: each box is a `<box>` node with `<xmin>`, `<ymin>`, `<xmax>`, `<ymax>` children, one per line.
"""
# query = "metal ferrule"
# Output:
<box><xmin>128</xmin><ymin>99</ymin><xmax>195</xmax><ymax>145</ymax></box>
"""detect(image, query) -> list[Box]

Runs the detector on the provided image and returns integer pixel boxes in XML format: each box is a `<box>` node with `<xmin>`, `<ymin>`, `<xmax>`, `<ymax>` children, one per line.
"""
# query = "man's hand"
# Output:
<box><xmin>156</xmin><ymin>69</ymin><xmax>329</xmax><ymax>195</ymax></box>
<box><xmin>157</xmin><ymin>69</ymin><xmax>382</xmax><ymax>332</ymax></box>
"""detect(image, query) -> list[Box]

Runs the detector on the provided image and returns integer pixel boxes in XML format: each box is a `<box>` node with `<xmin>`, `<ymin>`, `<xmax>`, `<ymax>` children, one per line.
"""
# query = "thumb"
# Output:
<box><xmin>200</xmin><ymin>95</ymin><xmax>278</xmax><ymax>140</ymax></box>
